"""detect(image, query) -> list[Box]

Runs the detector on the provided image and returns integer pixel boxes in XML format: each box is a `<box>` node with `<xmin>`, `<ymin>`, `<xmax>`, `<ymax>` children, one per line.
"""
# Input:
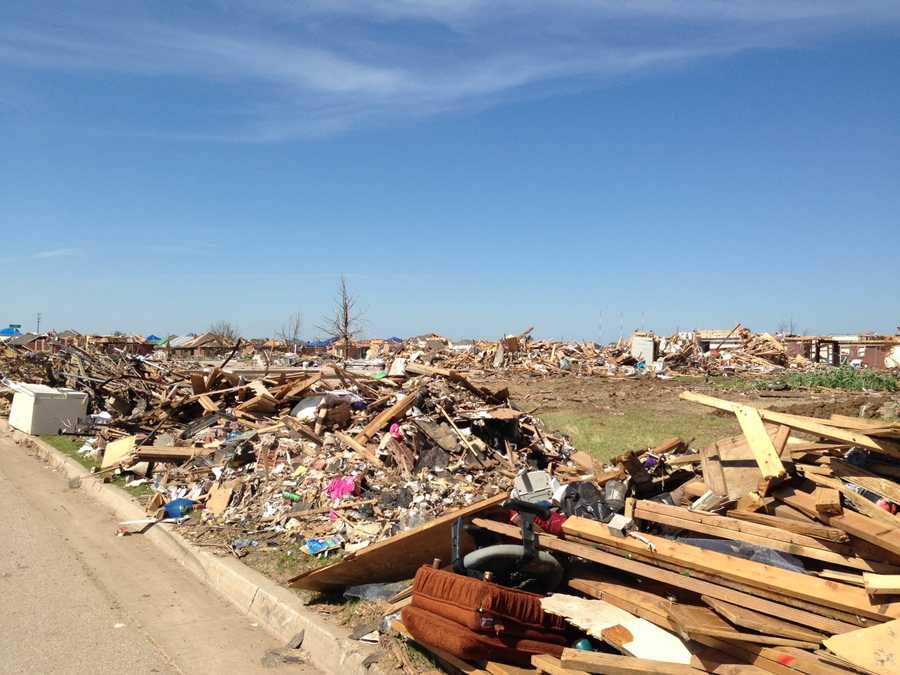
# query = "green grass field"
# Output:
<box><xmin>541</xmin><ymin>407</ymin><xmax>738</xmax><ymax>460</ymax></box>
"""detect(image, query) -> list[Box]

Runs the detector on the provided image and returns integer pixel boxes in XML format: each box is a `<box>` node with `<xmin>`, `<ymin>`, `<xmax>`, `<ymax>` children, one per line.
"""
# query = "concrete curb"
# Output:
<box><xmin>1</xmin><ymin>422</ymin><xmax>385</xmax><ymax>675</ymax></box>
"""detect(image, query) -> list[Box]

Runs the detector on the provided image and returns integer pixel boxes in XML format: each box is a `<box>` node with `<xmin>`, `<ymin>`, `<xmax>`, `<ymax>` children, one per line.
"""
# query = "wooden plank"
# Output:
<box><xmin>700</xmin><ymin>437</ymin><xmax>728</xmax><ymax>497</ymax></box>
<box><xmin>680</xmin><ymin>392</ymin><xmax>900</xmax><ymax>459</ymax></box>
<box><xmin>667</xmin><ymin>604</ymin><xmax>818</xmax><ymax>649</ymax></box>
<box><xmin>334</xmin><ymin>431</ymin><xmax>384</xmax><ymax>467</ymax></box>
<box><xmin>764</xmin><ymin>647</ymin><xmax>858</xmax><ymax>675</ymax></box>
<box><xmin>565</xmin><ymin>531</ymin><xmax>874</xmax><ymax>628</ymax></box>
<box><xmin>812</xmin><ymin>487</ymin><xmax>842</xmax><ymax>516</ymax></box>
<box><xmin>700</xmin><ymin>596</ymin><xmax>825</xmax><ymax>642</ymax></box>
<box><xmin>822</xmin><ymin>619</ymin><xmax>900</xmax><ymax>675</ymax></box>
<box><xmin>818</xmin><ymin>570</ymin><xmax>865</xmax><ymax>587</ymax></box>
<box><xmin>472</xmin><ymin>518</ymin><xmax>858</xmax><ymax>635</ymax></box>
<box><xmin>484</xmin><ymin>662</ymin><xmax>537</xmax><ymax>675</ymax></box>
<box><xmin>689</xmin><ymin>636</ymin><xmax>796</xmax><ymax>675</ymax></box>
<box><xmin>775</xmin><ymin>485</ymin><xmax>900</xmax><ymax>558</ymax></box>
<box><xmin>280</xmin><ymin>415</ymin><xmax>325</xmax><ymax>445</ymax></box>
<box><xmin>634</xmin><ymin>501</ymin><xmax>895</xmax><ymax>572</ymax></box>
<box><xmin>829</xmin><ymin>459</ymin><xmax>900</xmax><ymax>505</ymax></box>
<box><xmin>190</xmin><ymin>373</ymin><xmax>207</xmax><ymax>394</ymax></box>
<box><xmin>735</xmin><ymin>405</ymin><xmax>786</xmax><ymax>479</ymax></box>
<box><xmin>531</xmin><ymin>655</ymin><xmax>587</xmax><ymax>675</ymax></box>
<box><xmin>289</xmin><ymin>494</ymin><xmax>506</xmax><ymax>591</ymax></box>
<box><xmin>698</xmin><ymin>639</ymin><xmax>848</xmax><ymax>675</ymax></box>
<box><xmin>724</xmin><ymin>510</ymin><xmax>849</xmax><ymax>543</ymax></box>
<box><xmin>355</xmin><ymin>388</ymin><xmax>421</xmax><ymax>443</ymax></box>
<box><xmin>559</xmin><ymin>649</ymin><xmax>705</xmax><ymax>675</ymax></box>
<box><xmin>863</xmin><ymin>573</ymin><xmax>900</xmax><ymax>597</ymax></box>
<box><xmin>273</xmin><ymin>372</ymin><xmax>322</xmax><ymax>401</ymax></box>
<box><xmin>233</xmin><ymin>394</ymin><xmax>277</xmax><ymax>414</ymax></box>
<box><xmin>773</xmin><ymin>425</ymin><xmax>792</xmax><ymax>457</ymax></box>
<box><xmin>826</xmin><ymin>414</ymin><xmax>897</xmax><ymax>430</ymax></box>
<box><xmin>561</xmin><ymin>515</ymin><xmax>900</xmax><ymax>622</ymax></box>
<box><xmin>197</xmin><ymin>394</ymin><xmax>219</xmax><ymax>413</ymax></box>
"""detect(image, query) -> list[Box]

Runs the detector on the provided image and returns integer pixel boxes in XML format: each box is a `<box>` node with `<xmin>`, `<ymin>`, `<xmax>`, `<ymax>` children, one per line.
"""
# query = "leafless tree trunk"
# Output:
<box><xmin>208</xmin><ymin>320</ymin><xmax>240</xmax><ymax>344</ymax></box>
<box><xmin>317</xmin><ymin>275</ymin><xmax>362</xmax><ymax>361</ymax></box>
<box><xmin>276</xmin><ymin>312</ymin><xmax>303</xmax><ymax>353</ymax></box>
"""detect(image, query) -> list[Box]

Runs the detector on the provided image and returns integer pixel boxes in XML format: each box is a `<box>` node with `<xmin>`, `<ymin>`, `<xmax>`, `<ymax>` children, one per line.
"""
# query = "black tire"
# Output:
<box><xmin>463</xmin><ymin>544</ymin><xmax>564</xmax><ymax>593</ymax></box>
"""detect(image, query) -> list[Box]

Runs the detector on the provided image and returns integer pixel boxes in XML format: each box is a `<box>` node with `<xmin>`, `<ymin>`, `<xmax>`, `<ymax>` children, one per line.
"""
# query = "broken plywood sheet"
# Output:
<box><xmin>206</xmin><ymin>480</ymin><xmax>238</xmax><ymax>515</ymax></box>
<box><xmin>289</xmin><ymin>494</ymin><xmax>506</xmax><ymax>592</ymax></box>
<box><xmin>822</xmin><ymin>619</ymin><xmax>899</xmax><ymax>675</ymax></box>
<box><xmin>101</xmin><ymin>434</ymin><xmax>137</xmax><ymax>469</ymax></box>
<box><xmin>541</xmin><ymin>593</ymin><xmax>692</xmax><ymax>665</ymax></box>
<box><xmin>700</xmin><ymin>427</ymin><xmax>791</xmax><ymax>500</ymax></box>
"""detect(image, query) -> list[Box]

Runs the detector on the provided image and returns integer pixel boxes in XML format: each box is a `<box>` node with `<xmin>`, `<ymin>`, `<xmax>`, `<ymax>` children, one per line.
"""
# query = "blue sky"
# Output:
<box><xmin>2</xmin><ymin>1</ymin><xmax>899</xmax><ymax>341</ymax></box>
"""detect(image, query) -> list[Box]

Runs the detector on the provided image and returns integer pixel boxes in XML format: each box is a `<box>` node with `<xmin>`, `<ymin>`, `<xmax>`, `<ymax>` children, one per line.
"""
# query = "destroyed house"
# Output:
<box><xmin>2</xmin><ymin>332</ymin><xmax>42</xmax><ymax>350</ymax></box>
<box><xmin>330</xmin><ymin>339</ymin><xmax>370</xmax><ymax>360</ymax></box>
<box><xmin>162</xmin><ymin>332</ymin><xmax>235</xmax><ymax>359</ymax></box>
<box><xmin>785</xmin><ymin>334</ymin><xmax>900</xmax><ymax>368</ymax></box>
<box><xmin>695</xmin><ymin>328</ymin><xmax>744</xmax><ymax>351</ymax></box>
<box><xmin>87</xmin><ymin>335</ymin><xmax>153</xmax><ymax>356</ymax></box>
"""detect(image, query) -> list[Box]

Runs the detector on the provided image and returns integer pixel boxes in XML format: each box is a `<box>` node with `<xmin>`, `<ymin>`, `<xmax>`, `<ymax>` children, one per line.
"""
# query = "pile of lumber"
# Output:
<box><xmin>378</xmin><ymin>393</ymin><xmax>900</xmax><ymax>674</ymax></box>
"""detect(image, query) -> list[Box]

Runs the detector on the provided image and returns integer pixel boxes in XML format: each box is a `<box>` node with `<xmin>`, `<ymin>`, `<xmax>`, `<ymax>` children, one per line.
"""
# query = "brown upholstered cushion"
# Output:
<box><xmin>402</xmin><ymin>605</ymin><xmax>565</xmax><ymax>667</ymax></box>
<box><xmin>409</xmin><ymin>565</ymin><xmax>569</xmax><ymax>641</ymax></box>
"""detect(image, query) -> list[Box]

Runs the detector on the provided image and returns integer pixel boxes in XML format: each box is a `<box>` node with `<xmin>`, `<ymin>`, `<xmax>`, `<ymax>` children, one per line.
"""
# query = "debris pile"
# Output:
<box><xmin>3</xmin><ymin>346</ymin><xmax>583</xmax><ymax>557</ymax></box>
<box><xmin>383</xmin><ymin>325</ymin><xmax>821</xmax><ymax>380</ymax></box>
<box><xmin>288</xmin><ymin>392</ymin><xmax>900</xmax><ymax>675</ymax></box>
<box><xmin>659</xmin><ymin>327</ymin><xmax>809</xmax><ymax>375</ymax></box>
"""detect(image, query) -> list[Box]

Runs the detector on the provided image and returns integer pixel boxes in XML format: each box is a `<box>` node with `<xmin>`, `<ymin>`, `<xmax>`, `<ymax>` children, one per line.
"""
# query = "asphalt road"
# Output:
<box><xmin>0</xmin><ymin>434</ymin><xmax>318</xmax><ymax>675</ymax></box>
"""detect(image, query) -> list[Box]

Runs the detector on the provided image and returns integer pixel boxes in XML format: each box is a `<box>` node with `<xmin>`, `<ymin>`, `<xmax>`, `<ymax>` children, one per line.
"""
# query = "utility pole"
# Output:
<box><xmin>36</xmin><ymin>312</ymin><xmax>42</xmax><ymax>334</ymax></box>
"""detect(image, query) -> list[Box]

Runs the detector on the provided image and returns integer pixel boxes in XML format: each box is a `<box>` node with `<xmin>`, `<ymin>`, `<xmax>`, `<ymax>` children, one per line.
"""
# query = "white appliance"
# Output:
<box><xmin>8</xmin><ymin>383</ymin><xmax>89</xmax><ymax>435</ymax></box>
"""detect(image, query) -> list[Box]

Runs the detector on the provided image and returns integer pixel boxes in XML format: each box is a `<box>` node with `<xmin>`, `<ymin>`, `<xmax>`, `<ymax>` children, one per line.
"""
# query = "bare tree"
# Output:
<box><xmin>208</xmin><ymin>320</ymin><xmax>240</xmax><ymax>344</ymax></box>
<box><xmin>317</xmin><ymin>275</ymin><xmax>363</xmax><ymax>360</ymax></box>
<box><xmin>277</xmin><ymin>312</ymin><xmax>303</xmax><ymax>353</ymax></box>
<box><xmin>776</xmin><ymin>318</ymin><xmax>796</xmax><ymax>336</ymax></box>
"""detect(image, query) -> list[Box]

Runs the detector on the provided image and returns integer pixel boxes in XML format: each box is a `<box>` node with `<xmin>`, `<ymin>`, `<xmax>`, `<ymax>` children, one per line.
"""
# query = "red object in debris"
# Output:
<box><xmin>877</xmin><ymin>498</ymin><xmax>898</xmax><ymax>514</ymax></box>
<box><xmin>533</xmin><ymin>511</ymin><xmax>568</xmax><ymax>535</ymax></box>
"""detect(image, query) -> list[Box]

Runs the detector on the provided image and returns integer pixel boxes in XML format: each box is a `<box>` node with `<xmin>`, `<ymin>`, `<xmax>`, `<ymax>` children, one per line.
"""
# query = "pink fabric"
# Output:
<box><xmin>326</xmin><ymin>475</ymin><xmax>358</xmax><ymax>501</ymax></box>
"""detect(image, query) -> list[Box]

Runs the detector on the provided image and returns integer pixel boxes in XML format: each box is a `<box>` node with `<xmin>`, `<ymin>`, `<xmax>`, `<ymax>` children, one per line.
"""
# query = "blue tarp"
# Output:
<box><xmin>0</xmin><ymin>327</ymin><xmax>22</xmax><ymax>336</ymax></box>
<box><xmin>145</xmin><ymin>334</ymin><xmax>162</xmax><ymax>342</ymax></box>
<box><xmin>305</xmin><ymin>337</ymin><xmax>338</xmax><ymax>348</ymax></box>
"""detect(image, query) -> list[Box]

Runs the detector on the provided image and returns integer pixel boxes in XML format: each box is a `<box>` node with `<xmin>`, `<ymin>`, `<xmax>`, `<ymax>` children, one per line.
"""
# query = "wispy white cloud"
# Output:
<box><xmin>1</xmin><ymin>1</ymin><xmax>897</xmax><ymax>140</ymax></box>
<box><xmin>32</xmin><ymin>248</ymin><xmax>82</xmax><ymax>259</ymax></box>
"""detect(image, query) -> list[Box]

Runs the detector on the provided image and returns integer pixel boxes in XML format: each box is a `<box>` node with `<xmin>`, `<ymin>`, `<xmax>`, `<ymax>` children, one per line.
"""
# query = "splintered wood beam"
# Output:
<box><xmin>273</xmin><ymin>372</ymin><xmax>322</xmax><ymax>400</ymax></box>
<box><xmin>734</xmin><ymin>404</ymin><xmax>786</xmax><ymax>479</ymax></box>
<box><xmin>812</xmin><ymin>486</ymin><xmax>842</xmax><ymax>516</ymax></box>
<box><xmin>680</xmin><ymin>391</ymin><xmax>900</xmax><ymax>459</ymax></box>
<box><xmin>355</xmin><ymin>388</ymin><xmax>421</xmax><ymax>443</ymax></box>
<box><xmin>334</xmin><ymin>431</ymin><xmax>383</xmax><ymax>467</ymax></box>
<box><xmin>862</xmin><ymin>573</ymin><xmax>900</xmax><ymax>597</ymax></box>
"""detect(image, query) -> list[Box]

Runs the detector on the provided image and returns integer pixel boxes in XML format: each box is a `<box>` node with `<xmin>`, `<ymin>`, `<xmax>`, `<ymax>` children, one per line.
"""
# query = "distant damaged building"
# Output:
<box><xmin>784</xmin><ymin>334</ymin><xmax>900</xmax><ymax>368</ymax></box>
